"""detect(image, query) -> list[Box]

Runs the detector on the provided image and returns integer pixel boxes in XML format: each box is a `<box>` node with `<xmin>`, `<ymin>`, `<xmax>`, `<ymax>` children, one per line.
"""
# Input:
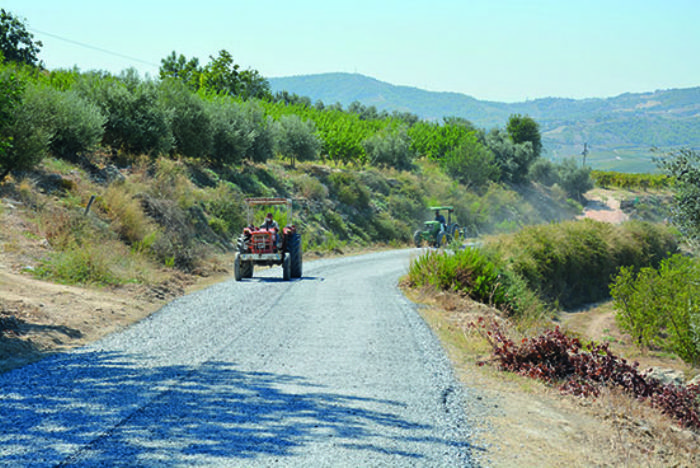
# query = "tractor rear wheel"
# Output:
<box><xmin>288</xmin><ymin>233</ymin><xmax>302</xmax><ymax>278</ymax></box>
<box><xmin>242</xmin><ymin>261</ymin><xmax>253</xmax><ymax>278</ymax></box>
<box><xmin>282</xmin><ymin>252</ymin><xmax>291</xmax><ymax>281</ymax></box>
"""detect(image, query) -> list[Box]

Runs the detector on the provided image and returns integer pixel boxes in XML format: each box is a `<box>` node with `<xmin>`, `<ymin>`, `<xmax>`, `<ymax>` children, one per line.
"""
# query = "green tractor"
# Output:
<box><xmin>413</xmin><ymin>206</ymin><xmax>463</xmax><ymax>248</ymax></box>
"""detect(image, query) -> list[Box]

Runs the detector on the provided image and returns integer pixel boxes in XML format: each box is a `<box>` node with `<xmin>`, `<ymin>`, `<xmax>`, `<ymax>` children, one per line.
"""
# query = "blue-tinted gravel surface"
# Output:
<box><xmin>0</xmin><ymin>249</ymin><xmax>487</xmax><ymax>466</ymax></box>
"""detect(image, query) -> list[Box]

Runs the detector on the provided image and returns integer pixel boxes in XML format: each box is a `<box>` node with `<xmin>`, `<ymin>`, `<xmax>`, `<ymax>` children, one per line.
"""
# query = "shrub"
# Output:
<box><xmin>441</xmin><ymin>134</ymin><xmax>499</xmax><ymax>190</ymax></box>
<box><xmin>488</xmin><ymin>219</ymin><xmax>678</xmax><ymax>309</ymax></box>
<box><xmin>291</xmin><ymin>173</ymin><xmax>328</xmax><ymax>201</ymax></box>
<box><xmin>35</xmin><ymin>244</ymin><xmax>121</xmax><ymax>286</ymax></box>
<box><xmin>473</xmin><ymin>319</ymin><xmax>700</xmax><ymax>430</ymax></box>
<box><xmin>557</xmin><ymin>157</ymin><xmax>593</xmax><ymax>201</ymax></box>
<box><xmin>407</xmin><ymin>247</ymin><xmax>545</xmax><ymax>319</ymax></box>
<box><xmin>529</xmin><ymin>158</ymin><xmax>559</xmax><ymax>186</ymax></box>
<box><xmin>201</xmin><ymin>182</ymin><xmax>245</xmax><ymax>237</ymax></box>
<box><xmin>328</xmin><ymin>171</ymin><xmax>370</xmax><ymax>208</ymax></box>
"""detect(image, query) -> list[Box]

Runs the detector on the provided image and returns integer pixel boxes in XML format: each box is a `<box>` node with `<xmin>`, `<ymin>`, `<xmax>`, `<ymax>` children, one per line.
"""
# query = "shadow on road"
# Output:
<box><xmin>240</xmin><ymin>276</ymin><xmax>324</xmax><ymax>283</ymax></box>
<box><xmin>0</xmin><ymin>351</ymin><xmax>474</xmax><ymax>465</ymax></box>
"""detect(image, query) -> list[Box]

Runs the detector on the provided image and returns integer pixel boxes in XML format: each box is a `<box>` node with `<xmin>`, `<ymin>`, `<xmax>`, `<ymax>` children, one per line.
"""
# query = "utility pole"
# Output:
<box><xmin>581</xmin><ymin>142</ymin><xmax>589</xmax><ymax>167</ymax></box>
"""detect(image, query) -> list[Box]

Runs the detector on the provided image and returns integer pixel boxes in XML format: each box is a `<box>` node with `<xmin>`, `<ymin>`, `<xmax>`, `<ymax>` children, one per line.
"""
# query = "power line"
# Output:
<box><xmin>29</xmin><ymin>27</ymin><xmax>159</xmax><ymax>69</ymax></box>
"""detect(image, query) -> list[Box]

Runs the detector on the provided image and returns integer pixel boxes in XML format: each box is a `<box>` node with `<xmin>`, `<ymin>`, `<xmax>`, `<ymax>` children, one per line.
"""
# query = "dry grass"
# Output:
<box><xmin>101</xmin><ymin>183</ymin><xmax>155</xmax><ymax>244</ymax></box>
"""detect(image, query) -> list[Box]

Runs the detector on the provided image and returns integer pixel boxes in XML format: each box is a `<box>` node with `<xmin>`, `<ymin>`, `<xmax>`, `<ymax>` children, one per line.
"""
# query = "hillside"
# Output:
<box><xmin>270</xmin><ymin>73</ymin><xmax>700</xmax><ymax>172</ymax></box>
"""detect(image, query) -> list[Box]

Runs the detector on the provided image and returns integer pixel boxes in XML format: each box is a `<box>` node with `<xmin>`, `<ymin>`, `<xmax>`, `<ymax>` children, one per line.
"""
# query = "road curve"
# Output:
<box><xmin>0</xmin><ymin>249</ymin><xmax>485</xmax><ymax>467</ymax></box>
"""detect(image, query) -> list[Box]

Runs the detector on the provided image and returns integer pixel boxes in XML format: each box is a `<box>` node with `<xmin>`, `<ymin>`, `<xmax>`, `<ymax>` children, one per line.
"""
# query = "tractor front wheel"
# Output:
<box><xmin>282</xmin><ymin>252</ymin><xmax>291</xmax><ymax>281</ymax></box>
<box><xmin>234</xmin><ymin>253</ymin><xmax>242</xmax><ymax>281</ymax></box>
<box><xmin>413</xmin><ymin>230</ymin><xmax>422</xmax><ymax>248</ymax></box>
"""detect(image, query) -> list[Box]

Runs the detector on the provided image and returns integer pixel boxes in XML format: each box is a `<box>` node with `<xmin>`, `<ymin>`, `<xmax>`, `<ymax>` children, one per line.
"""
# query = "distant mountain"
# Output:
<box><xmin>269</xmin><ymin>73</ymin><xmax>700</xmax><ymax>172</ymax></box>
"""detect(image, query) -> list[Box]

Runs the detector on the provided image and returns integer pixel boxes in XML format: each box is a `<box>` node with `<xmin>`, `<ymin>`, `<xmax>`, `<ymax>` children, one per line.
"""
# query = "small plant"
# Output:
<box><xmin>35</xmin><ymin>244</ymin><xmax>121</xmax><ymax>286</ymax></box>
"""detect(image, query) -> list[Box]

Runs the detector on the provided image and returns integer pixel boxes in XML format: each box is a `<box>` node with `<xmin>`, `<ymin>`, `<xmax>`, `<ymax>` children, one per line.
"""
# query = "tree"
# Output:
<box><xmin>275</xmin><ymin>114</ymin><xmax>320</xmax><ymax>167</ymax></box>
<box><xmin>158</xmin><ymin>78</ymin><xmax>212</xmax><ymax>159</ymax></box>
<box><xmin>557</xmin><ymin>157</ymin><xmax>593</xmax><ymax>201</ymax></box>
<box><xmin>486</xmin><ymin>128</ymin><xmax>536</xmax><ymax>184</ymax></box>
<box><xmin>441</xmin><ymin>134</ymin><xmax>499</xmax><ymax>190</ymax></box>
<box><xmin>362</xmin><ymin>124</ymin><xmax>414</xmax><ymax>171</ymax></box>
<box><xmin>0</xmin><ymin>62</ymin><xmax>24</xmax><ymax>179</ymax></box>
<box><xmin>238</xmin><ymin>68</ymin><xmax>271</xmax><ymax>100</ymax></box>
<box><xmin>656</xmin><ymin>148</ymin><xmax>700</xmax><ymax>244</ymax></box>
<box><xmin>0</xmin><ymin>9</ymin><xmax>42</xmax><ymax>67</ymax></box>
<box><xmin>200</xmin><ymin>50</ymin><xmax>240</xmax><ymax>96</ymax></box>
<box><xmin>506</xmin><ymin>114</ymin><xmax>542</xmax><ymax>158</ymax></box>
<box><xmin>0</xmin><ymin>80</ymin><xmax>53</xmax><ymax>180</ymax></box>
<box><xmin>159</xmin><ymin>51</ymin><xmax>201</xmax><ymax>90</ymax></box>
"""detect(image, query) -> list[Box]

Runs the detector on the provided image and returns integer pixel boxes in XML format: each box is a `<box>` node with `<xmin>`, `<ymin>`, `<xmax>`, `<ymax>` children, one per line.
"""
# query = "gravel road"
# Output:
<box><xmin>0</xmin><ymin>249</ymin><xmax>487</xmax><ymax>467</ymax></box>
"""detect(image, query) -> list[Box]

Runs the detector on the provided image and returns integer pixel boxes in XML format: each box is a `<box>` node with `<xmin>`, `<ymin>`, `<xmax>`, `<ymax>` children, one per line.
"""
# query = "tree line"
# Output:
<box><xmin>0</xmin><ymin>8</ymin><xmax>592</xmax><ymax>201</ymax></box>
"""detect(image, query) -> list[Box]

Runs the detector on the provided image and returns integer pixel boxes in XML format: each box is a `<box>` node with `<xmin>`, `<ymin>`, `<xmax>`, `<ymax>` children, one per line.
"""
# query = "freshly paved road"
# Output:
<box><xmin>0</xmin><ymin>249</ymin><xmax>484</xmax><ymax>466</ymax></box>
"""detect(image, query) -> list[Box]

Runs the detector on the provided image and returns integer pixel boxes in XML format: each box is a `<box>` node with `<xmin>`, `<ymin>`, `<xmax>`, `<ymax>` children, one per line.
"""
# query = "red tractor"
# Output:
<box><xmin>234</xmin><ymin>197</ymin><xmax>302</xmax><ymax>281</ymax></box>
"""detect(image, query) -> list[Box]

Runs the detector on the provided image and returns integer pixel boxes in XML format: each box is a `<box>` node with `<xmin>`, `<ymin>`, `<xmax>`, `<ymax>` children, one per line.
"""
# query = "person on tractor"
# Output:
<box><xmin>260</xmin><ymin>212</ymin><xmax>281</xmax><ymax>248</ymax></box>
<box><xmin>434</xmin><ymin>210</ymin><xmax>446</xmax><ymax>232</ymax></box>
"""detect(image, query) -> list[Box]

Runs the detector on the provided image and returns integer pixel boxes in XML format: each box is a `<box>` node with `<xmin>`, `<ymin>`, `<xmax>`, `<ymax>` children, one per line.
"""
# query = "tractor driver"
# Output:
<box><xmin>435</xmin><ymin>210</ymin><xmax>446</xmax><ymax>232</ymax></box>
<box><xmin>260</xmin><ymin>212</ymin><xmax>281</xmax><ymax>247</ymax></box>
<box><xmin>260</xmin><ymin>212</ymin><xmax>279</xmax><ymax>231</ymax></box>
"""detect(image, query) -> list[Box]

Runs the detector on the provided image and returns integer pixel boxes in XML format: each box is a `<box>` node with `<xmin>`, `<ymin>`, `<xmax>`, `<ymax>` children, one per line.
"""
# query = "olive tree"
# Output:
<box><xmin>275</xmin><ymin>114</ymin><xmax>320</xmax><ymax>167</ymax></box>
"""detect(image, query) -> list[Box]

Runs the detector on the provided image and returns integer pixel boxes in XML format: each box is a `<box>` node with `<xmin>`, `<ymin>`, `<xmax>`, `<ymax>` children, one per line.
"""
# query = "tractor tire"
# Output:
<box><xmin>288</xmin><ymin>233</ymin><xmax>302</xmax><ymax>278</ymax></box>
<box><xmin>413</xmin><ymin>230</ymin><xmax>422</xmax><ymax>248</ymax></box>
<box><xmin>242</xmin><ymin>261</ymin><xmax>253</xmax><ymax>278</ymax></box>
<box><xmin>234</xmin><ymin>253</ymin><xmax>242</xmax><ymax>281</ymax></box>
<box><xmin>282</xmin><ymin>252</ymin><xmax>291</xmax><ymax>281</ymax></box>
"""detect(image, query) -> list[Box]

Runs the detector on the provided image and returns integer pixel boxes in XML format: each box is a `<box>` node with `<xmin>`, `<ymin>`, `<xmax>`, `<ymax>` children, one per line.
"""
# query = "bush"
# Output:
<box><xmin>328</xmin><ymin>171</ymin><xmax>370</xmax><ymax>208</ymax></box>
<box><xmin>407</xmin><ymin>247</ymin><xmax>545</xmax><ymax>319</ymax></box>
<box><xmin>441</xmin><ymin>134</ymin><xmax>499</xmax><ymax>190</ymax></box>
<box><xmin>529</xmin><ymin>158</ymin><xmax>559</xmax><ymax>186</ymax></box>
<box><xmin>35</xmin><ymin>244</ymin><xmax>121</xmax><ymax>286</ymax></box>
<box><xmin>488</xmin><ymin>219</ymin><xmax>678</xmax><ymax>309</ymax></box>
<box><xmin>474</xmin><ymin>319</ymin><xmax>700</xmax><ymax>429</ymax></box>
<box><xmin>291</xmin><ymin>173</ymin><xmax>328</xmax><ymax>201</ymax></box>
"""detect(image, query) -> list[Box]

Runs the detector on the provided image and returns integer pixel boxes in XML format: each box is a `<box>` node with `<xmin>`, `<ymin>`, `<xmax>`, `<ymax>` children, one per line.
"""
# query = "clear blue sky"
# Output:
<box><xmin>2</xmin><ymin>0</ymin><xmax>698</xmax><ymax>102</ymax></box>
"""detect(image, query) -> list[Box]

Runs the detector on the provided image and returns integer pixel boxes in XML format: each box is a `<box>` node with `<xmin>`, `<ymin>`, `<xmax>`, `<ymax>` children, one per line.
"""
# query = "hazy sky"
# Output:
<box><xmin>2</xmin><ymin>0</ymin><xmax>698</xmax><ymax>102</ymax></box>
